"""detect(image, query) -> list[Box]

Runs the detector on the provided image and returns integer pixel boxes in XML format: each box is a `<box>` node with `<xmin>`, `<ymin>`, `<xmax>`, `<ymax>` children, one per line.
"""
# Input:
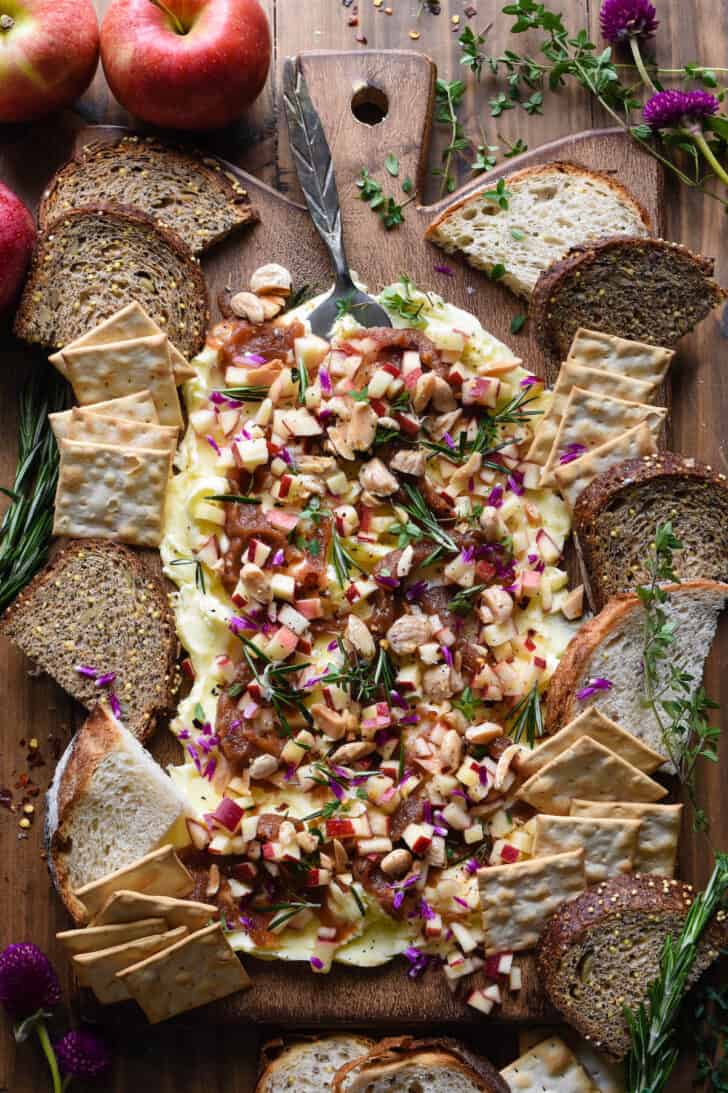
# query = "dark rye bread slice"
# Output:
<box><xmin>13</xmin><ymin>204</ymin><xmax>209</xmax><ymax>358</ymax></box>
<box><xmin>537</xmin><ymin>874</ymin><xmax>728</xmax><ymax>1059</ymax></box>
<box><xmin>574</xmin><ymin>452</ymin><xmax>728</xmax><ymax>609</ymax></box>
<box><xmin>39</xmin><ymin>136</ymin><xmax>259</xmax><ymax>255</ymax></box>
<box><xmin>333</xmin><ymin>1037</ymin><xmax>509</xmax><ymax>1093</ymax></box>
<box><xmin>1</xmin><ymin>539</ymin><xmax>178</xmax><ymax>741</ymax></box>
<box><xmin>530</xmin><ymin>236</ymin><xmax>727</xmax><ymax>379</ymax></box>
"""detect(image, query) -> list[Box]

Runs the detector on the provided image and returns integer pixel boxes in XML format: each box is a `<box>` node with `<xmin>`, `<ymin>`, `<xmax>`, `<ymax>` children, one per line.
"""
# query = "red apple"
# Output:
<box><xmin>0</xmin><ymin>0</ymin><xmax>99</xmax><ymax>123</ymax></box>
<box><xmin>0</xmin><ymin>182</ymin><xmax>35</xmax><ymax>314</ymax></box>
<box><xmin>100</xmin><ymin>0</ymin><xmax>271</xmax><ymax>130</ymax></box>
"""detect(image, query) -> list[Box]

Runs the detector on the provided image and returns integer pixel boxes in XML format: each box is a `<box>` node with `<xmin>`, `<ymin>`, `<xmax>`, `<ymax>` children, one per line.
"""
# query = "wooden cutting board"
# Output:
<box><xmin>0</xmin><ymin>49</ymin><xmax>665</xmax><ymax>1027</ymax></box>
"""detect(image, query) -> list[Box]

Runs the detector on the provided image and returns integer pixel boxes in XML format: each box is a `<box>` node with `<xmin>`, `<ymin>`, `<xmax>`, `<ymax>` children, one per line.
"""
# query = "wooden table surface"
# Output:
<box><xmin>1</xmin><ymin>0</ymin><xmax>726</xmax><ymax>1089</ymax></box>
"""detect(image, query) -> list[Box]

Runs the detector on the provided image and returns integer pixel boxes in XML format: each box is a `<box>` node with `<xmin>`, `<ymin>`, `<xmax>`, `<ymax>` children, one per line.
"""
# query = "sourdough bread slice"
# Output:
<box><xmin>39</xmin><ymin>137</ymin><xmax>258</xmax><ymax>255</ymax></box>
<box><xmin>333</xmin><ymin>1038</ymin><xmax>508</xmax><ymax>1093</ymax></box>
<box><xmin>545</xmin><ymin>579</ymin><xmax>728</xmax><ymax>769</ymax></box>
<box><xmin>573</xmin><ymin>453</ymin><xmax>728</xmax><ymax>609</ymax></box>
<box><xmin>537</xmin><ymin>874</ymin><xmax>728</xmax><ymax>1059</ymax></box>
<box><xmin>13</xmin><ymin>204</ymin><xmax>209</xmax><ymax>358</ymax></box>
<box><xmin>255</xmin><ymin>1037</ymin><xmax>374</xmax><ymax>1092</ymax></box>
<box><xmin>425</xmin><ymin>162</ymin><xmax>651</xmax><ymax>298</ymax></box>
<box><xmin>46</xmin><ymin>704</ymin><xmax>185</xmax><ymax>923</ymax></box>
<box><xmin>530</xmin><ymin>236</ymin><xmax>726</xmax><ymax>378</ymax></box>
<box><xmin>0</xmin><ymin>539</ymin><xmax>178</xmax><ymax>740</ymax></box>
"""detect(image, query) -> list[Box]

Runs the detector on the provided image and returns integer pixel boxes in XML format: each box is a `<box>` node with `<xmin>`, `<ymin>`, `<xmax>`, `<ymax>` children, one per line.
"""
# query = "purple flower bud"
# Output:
<box><xmin>643</xmin><ymin>89</ymin><xmax>720</xmax><ymax>129</ymax></box>
<box><xmin>600</xmin><ymin>0</ymin><xmax>658</xmax><ymax>43</ymax></box>
<box><xmin>55</xmin><ymin>1029</ymin><xmax>113</xmax><ymax>1080</ymax></box>
<box><xmin>0</xmin><ymin>943</ymin><xmax>61</xmax><ymax>1019</ymax></box>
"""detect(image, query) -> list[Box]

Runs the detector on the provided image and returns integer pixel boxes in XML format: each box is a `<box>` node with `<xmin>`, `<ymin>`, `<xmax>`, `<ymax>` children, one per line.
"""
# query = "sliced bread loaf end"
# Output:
<box><xmin>255</xmin><ymin>1037</ymin><xmax>374</xmax><ymax>1092</ymax></box>
<box><xmin>333</xmin><ymin>1038</ymin><xmax>508</xmax><ymax>1093</ymax></box>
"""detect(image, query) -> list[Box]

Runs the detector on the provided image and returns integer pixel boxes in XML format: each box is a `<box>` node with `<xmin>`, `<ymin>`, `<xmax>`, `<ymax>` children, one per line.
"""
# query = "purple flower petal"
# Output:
<box><xmin>55</xmin><ymin>1029</ymin><xmax>112</xmax><ymax>1080</ymax></box>
<box><xmin>576</xmin><ymin>677</ymin><xmax>614</xmax><ymax>701</ymax></box>
<box><xmin>600</xmin><ymin>0</ymin><xmax>658</xmax><ymax>43</ymax></box>
<box><xmin>0</xmin><ymin>943</ymin><xmax>61</xmax><ymax>1019</ymax></box>
<box><xmin>643</xmin><ymin>89</ymin><xmax>719</xmax><ymax>130</ymax></box>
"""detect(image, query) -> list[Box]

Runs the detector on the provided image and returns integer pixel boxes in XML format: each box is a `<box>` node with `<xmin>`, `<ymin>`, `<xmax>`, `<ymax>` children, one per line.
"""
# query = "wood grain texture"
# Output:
<box><xmin>0</xmin><ymin>0</ymin><xmax>725</xmax><ymax>1089</ymax></box>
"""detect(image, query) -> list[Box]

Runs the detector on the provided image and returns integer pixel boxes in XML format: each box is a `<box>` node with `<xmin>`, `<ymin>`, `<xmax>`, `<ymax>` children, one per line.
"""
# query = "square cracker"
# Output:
<box><xmin>516</xmin><ymin>736</ymin><xmax>667</xmax><ymax>816</ymax></box>
<box><xmin>532</xmin><ymin>814</ymin><xmax>640</xmax><ymax>884</ymax></box>
<box><xmin>93</xmin><ymin>891</ymin><xmax>217</xmax><ymax>930</ymax></box>
<box><xmin>50</xmin><ymin>392</ymin><xmax>159</xmax><ymax>441</ymax></box>
<box><xmin>539</xmin><ymin>387</ymin><xmax>666</xmax><ymax>487</ymax></box>
<box><xmin>62</xmin><ymin>333</ymin><xmax>183</xmax><ymax>429</ymax></box>
<box><xmin>570</xmin><ymin>800</ymin><xmax>682</xmax><ymax>878</ymax></box>
<box><xmin>65</xmin><ymin>409</ymin><xmax>178</xmax><ymax>453</ymax></box>
<box><xmin>478</xmin><ymin>849</ymin><xmax>585</xmax><ymax>954</ymax></box>
<box><xmin>518</xmin><ymin>705</ymin><xmax>666</xmax><ymax>778</ymax></box>
<box><xmin>553</xmin><ymin>421</ymin><xmax>657</xmax><ymax>509</ymax></box>
<box><xmin>74</xmin><ymin>925</ymin><xmax>188</xmax><ymax>1004</ymax></box>
<box><xmin>526</xmin><ymin>360</ymin><xmax>658</xmax><ymax>466</ymax></box>
<box><xmin>75</xmin><ymin>845</ymin><xmax>193</xmax><ymax>918</ymax></box>
<box><xmin>566</xmin><ymin>328</ymin><xmax>674</xmax><ymax>384</ymax></box>
<box><xmin>118</xmin><ymin>922</ymin><xmax>251</xmax><ymax>1023</ymax></box>
<box><xmin>49</xmin><ymin>301</ymin><xmax>195</xmax><ymax>384</ymax></box>
<box><xmin>57</xmin><ymin>918</ymin><xmax>167</xmax><ymax>956</ymax></box>
<box><xmin>500</xmin><ymin>1037</ymin><xmax>600</xmax><ymax>1093</ymax></box>
<box><xmin>53</xmin><ymin>438</ymin><xmax>173</xmax><ymax>548</ymax></box>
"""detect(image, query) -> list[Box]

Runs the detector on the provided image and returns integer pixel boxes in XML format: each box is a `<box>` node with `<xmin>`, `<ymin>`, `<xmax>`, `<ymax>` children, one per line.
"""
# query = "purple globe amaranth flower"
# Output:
<box><xmin>55</xmin><ymin>1029</ymin><xmax>113</xmax><ymax>1080</ymax></box>
<box><xmin>0</xmin><ymin>943</ymin><xmax>61</xmax><ymax>1020</ymax></box>
<box><xmin>600</xmin><ymin>0</ymin><xmax>658</xmax><ymax>43</ymax></box>
<box><xmin>643</xmin><ymin>88</ymin><xmax>720</xmax><ymax>129</ymax></box>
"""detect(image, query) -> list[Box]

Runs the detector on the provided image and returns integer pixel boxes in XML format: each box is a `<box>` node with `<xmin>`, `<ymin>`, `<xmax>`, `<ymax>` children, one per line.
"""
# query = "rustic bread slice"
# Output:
<box><xmin>530</xmin><ymin>236</ymin><xmax>726</xmax><ymax>378</ymax></box>
<box><xmin>500</xmin><ymin>1037</ymin><xmax>600</xmax><ymax>1092</ymax></box>
<box><xmin>333</xmin><ymin>1037</ymin><xmax>509</xmax><ymax>1093</ymax></box>
<box><xmin>39</xmin><ymin>136</ymin><xmax>258</xmax><ymax>254</ymax></box>
<box><xmin>545</xmin><ymin>579</ymin><xmax>728</xmax><ymax>768</ymax></box>
<box><xmin>13</xmin><ymin>204</ymin><xmax>209</xmax><ymax>358</ymax></box>
<box><xmin>255</xmin><ymin>1037</ymin><xmax>374</xmax><ymax>1092</ymax></box>
<box><xmin>537</xmin><ymin>874</ymin><xmax>728</xmax><ymax>1059</ymax></box>
<box><xmin>573</xmin><ymin>453</ymin><xmax>728</xmax><ymax>609</ymax></box>
<box><xmin>46</xmin><ymin>705</ymin><xmax>185</xmax><ymax>923</ymax></box>
<box><xmin>0</xmin><ymin>538</ymin><xmax>178</xmax><ymax>739</ymax></box>
<box><xmin>425</xmin><ymin>162</ymin><xmax>650</xmax><ymax>298</ymax></box>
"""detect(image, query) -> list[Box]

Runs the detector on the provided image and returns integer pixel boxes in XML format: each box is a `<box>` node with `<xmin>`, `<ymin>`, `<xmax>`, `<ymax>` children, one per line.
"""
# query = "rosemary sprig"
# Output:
<box><xmin>267</xmin><ymin>900</ymin><xmax>321</xmax><ymax>931</ymax></box>
<box><xmin>321</xmin><ymin>640</ymin><xmax>395</xmax><ymax>707</ymax></box>
<box><xmin>330</xmin><ymin>524</ymin><xmax>359</xmax><ymax>589</ymax></box>
<box><xmin>625</xmin><ymin>853</ymin><xmax>728</xmax><ymax>1093</ymax></box>
<box><xmin>237</xmin><ymin>634</ymin><xmax>312</xmax><ymax>732</ymax></box>
<box><xmin>214</xmin><ymin>386</ymin><xmax>269</xmax><ymax>402</ymax></box>
<box><xmin>301</xmin><ymin>799</ymin><xmax>344</xmax><ymax>823</ymax></box>
<box><xmin>205</xmin><ymin>494</ymin><xmax>261</xmax><ymax>504</ymax></box>
<box><xmin>296</xmin><ymin>353</ymin><xmax>308</xmax><ymax>405</ymax></box>
<box><xmin>168</xmin><ymin>557</ymin><xmax>207</xmax><ymax>594</ymax></box>
<box><xmin>506</xmin><ymin>683</ymin><xmax>544</xmax><ymax>748</ymax></box>
<box><xmin>448</xmin><ymin>584</ymin><xmax>487</xmax><ymax>614</ymax></box>
<box><xmin>398</xmin><ymin>483</ymin><xmax>458</xmax><ymax>555</ymax></box>
<box><xmin>0</xmin><ymin>370</ymin><xmax>69</xmax><ymax>614</ymax></box>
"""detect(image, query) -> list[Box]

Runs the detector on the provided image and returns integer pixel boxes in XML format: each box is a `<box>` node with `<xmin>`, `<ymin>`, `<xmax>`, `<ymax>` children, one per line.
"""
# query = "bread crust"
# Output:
<box><xmin>332</xmin><ymin>1036</ymin><xmax>509</xmax><ymax>1093</ymax></box>
<box><xmin>38</xmin><ymin>136</ymin><xmax>258</xmax><ymax>253</ymax></box>
<box><xmin>13</xmin><ymin>203</ymin><xmax>210</xmax><ymax>357</ymax></box>
<box><xmin>544</xmin><ymin>578</ymin><xmax>728</xmax><ymax>734</ymax></box>
<box><xmin>529</xmin><ymin>235</ymin><xmax>727</xmax><ymax>374</ymax></box>
<box><xmin>424</xmin><ymin>161</ymin><xmax>652</xmax><ymax>239</ymax></box>
<box><xmin>1</xmin><ymin>538</ymin><xmax>179</xmax><ymax>741</ymax></box>
<box><xmin>573</xmin><ymin>453</ymin><xmax>728</xmax><ymax>608</ymax></box>
<box><xmin>537</xmin><ymin>874</ymin><xmax>728</xmax><ymax>1057</ymax></box>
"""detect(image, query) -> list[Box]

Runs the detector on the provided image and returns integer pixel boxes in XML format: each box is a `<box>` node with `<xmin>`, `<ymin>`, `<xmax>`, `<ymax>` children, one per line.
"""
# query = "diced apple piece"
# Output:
<box><xmin>266</xmin><ymin>626</ymin><xmax>299</xmax><ymax>660</ymax></box>
<box><xmin>271</xmin><ymin>573</ymin><xmax>296</xmax><ymax>602</ymax></box>
<box><xmin>402</xmin><ymin>822</ymin><xmax>434</xmax><ymax>856</ymax></box>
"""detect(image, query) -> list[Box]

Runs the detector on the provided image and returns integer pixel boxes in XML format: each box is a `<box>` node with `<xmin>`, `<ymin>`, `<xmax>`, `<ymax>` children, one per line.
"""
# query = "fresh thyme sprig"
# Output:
<box><xmin>0</xmin><ymin>369</ymin><xmax>69</xmax><ymax>614</ymax></box>
<box><xmin>380</xmin><ymin>276</ymin><xmax>431</xmax><ymax>329</ymax></box>
<box><xmin>434</xmin><ymin>78</ymin><xmax>470</xmax><ymax>195</ymax></box>
<box><xmin>169</xmin><ymin>557</ymin><xmax>207</xmax><ymax>594</ymax></box>
<box><xmin>639</xmin><ymin>523</ymin><xmax>720</xmax><ymax>832</ymax></box>
<box><xmin>238</xmin><ymin>634</ymin><xmax>312</xmax><ymax>732</ymax></box>
<box><xmin>506</xmin><ymin>683</ymin><xmax>545</xmax><ymax>748</ymax></box>
<box><xmin>625</xmin><ymin>852</ymin><xmax>728</xmax><ymax>1093</ymax></box>
<box><xmin>454</xmin><ymin>686</ymin><xmax>483</xmax><ymax>722</ymax></box>
<box><xmin>356</xmin><ymin>167</ymin><xmax>415</xmax><ymax>230</ymax></box>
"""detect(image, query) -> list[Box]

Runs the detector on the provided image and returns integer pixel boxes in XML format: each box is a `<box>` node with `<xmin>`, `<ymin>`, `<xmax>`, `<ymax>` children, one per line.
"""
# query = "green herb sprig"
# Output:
<box><xmin>330</xmin><ymin>524</ymin><xmax>359</xmax><ymax>589</ymax></box>
<box><xmin>626</xmin><ymin>853</ymin><xmax>728</xmax><ymax>1093</ymax></box>
<box><xmin>380</xmin><ymin>276</ymin><xmax>431</xmax><ymax>329</ymax></box>
<box><xmin>356</xmin><ymin>167</ymin><xmax>415</xmax><ymax>229</ymax></box>
<box><xmin>214</xmin><ymin>386</ymin><xmax>269</xmax><ymax>403</ymax></box>
<box><xmin>169</xmin><ymin>557</ymin><xmax>207</xmax><ymax>594</ymax></box>
<box><xmin>398</xmin><ymin>483</ymin><xmax>458</xmax><ymax>556</ymax></box>
<box><xmin>320</xmin><ymin>640</ymin><xmax>395</xmax><ymax>707</ymax></box>
<box><xmin>238</xmin><ymin>634</ymin><xmax>312</xmax><ymax>733</ymax></box>
<box><xmin>506</xmin><ymin>683</ymin><xmax>545</xmax><ymax>748</ymax></box>
<box><xmin>434</xmin><ymin>78</ymin><xmax>470</xmax><ymax>195</ymax></box>
<box><xmin>448</xmin><ymin>584</ymin><xmax>487</xmax><ymax>614</ymax></box>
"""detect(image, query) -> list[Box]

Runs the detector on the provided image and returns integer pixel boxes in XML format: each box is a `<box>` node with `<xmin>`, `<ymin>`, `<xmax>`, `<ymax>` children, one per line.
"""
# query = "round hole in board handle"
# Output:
<box><xmin>351</xmin><ymin>85</ymin><xmax>389</xmax><ymax>126</ymax></box>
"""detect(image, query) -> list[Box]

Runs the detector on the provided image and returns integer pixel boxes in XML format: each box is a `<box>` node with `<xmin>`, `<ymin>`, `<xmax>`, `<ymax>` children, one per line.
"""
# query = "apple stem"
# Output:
<box><xmin>147</xmin><ymin>0</ymin><xmax>186</xmax><ymax>34</ymax></box>
<box><xmin>0</xmin><ymin>13</ymin><xmax>15</xmax><ymax>30</ymax></box>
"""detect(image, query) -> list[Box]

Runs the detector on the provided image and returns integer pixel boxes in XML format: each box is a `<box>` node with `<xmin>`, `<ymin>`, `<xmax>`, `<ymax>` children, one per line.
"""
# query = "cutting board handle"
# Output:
<box><xmin>296</xmin><ymin>50</ymin><xmax>435</xmax><ymax>233</ymax></box>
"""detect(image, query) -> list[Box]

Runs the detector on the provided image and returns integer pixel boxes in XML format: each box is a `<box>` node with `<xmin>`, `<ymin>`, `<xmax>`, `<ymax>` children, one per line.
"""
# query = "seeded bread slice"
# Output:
<box><xmin>573</xmin><ymin>452</ymin><xmax>728</xmax><ymax>609</ymax></box>
<box><xmin>255</xmin><ymin>1037</ymin><xmax>374</xmax><ymax>1092</ymax></box>
<box><xmin>13</xmin><ymin>204</ymin><xmax>209</xmax><ymax>358</ymax></box>
<box><xmin>0</xmin><ymin>539</ymin><xmax>178</xmax><ymax>741</ymax></box>
<box><xmin>39</xmin><ymin>137</ymin><xmax>258</xmax><ymax>255</ymax></box>
<box><xmin>425</xmin><ymin>162</ymin><xmax>651</xmax><ymax>298</ymax></box>
<box><xmin>46</xmin><ymin>704</ymin><xmax>185</xmax><ymax>923</ymax></box>
<box><xmin>537</xmin><ymin>874</ymin><xmax>728</xmax><ymax>1059</ymax></box>
<box><xmin>530</xmin><ymin>236</ymin><xmax>726</xmax><ymax>379</ymax></box>
<box><xmin>333</xmin><ymin>1037</ymin><xmax>509</xmax><ymax>1093</ymax></box>
<box><xmin>545</xmin><ymin>579</ymin><xmax>728</xmax><ymax>768</ymax></box>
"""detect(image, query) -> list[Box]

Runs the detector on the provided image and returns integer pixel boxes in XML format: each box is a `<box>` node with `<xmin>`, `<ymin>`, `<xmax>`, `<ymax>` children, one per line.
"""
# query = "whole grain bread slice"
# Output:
<box><xmin>573</xmin><ymin>452</ymin><xmax>728</xmax><ymax>609</ymax></box>
<box><xmin>545</xmin><ymin>579</ymin><xmax>728</xmax><ymax>769</ymax></box>
<box><xmin>537</xmin><ymin>874</ymin><xmax>728</xmax><ymax>1059</ymax></box>
<box><xmin>39</xmin><ymin>136</ymin><xmax>258</xmax><ymax>255</ymax></box>
<box><xmin>13</xmin><ymin>204</ymin><xmax>209</xmax><ymax>358</ymax></box>
<box><xmin>0</xmin><ymin>538</ymin><xmax>178</xmax><ymax>740</ymax></box>
<box><xmin>333</xmin><ymin>1037</ymin><xmax>508</xmax><ymax>1093</ymax></box>
<box><xmin>255</xmin><ymin>1036</ymin><xmax>374</xmax><ymax>1092</ymax></box>
<box><xmin>530</xmin><ymin>236</ymin><xmax>726</xmax><ymax>379</ymax></box>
